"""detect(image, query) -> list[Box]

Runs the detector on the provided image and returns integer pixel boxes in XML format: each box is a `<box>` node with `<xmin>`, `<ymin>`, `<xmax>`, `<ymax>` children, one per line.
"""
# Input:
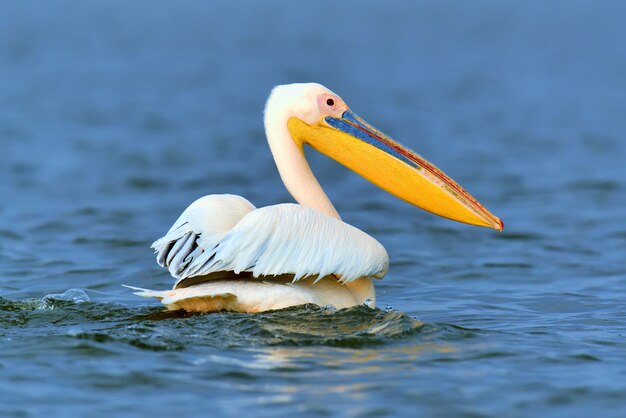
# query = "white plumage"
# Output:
<box><xmin>128</xmin><ymin>194</ymin><xmax>386</xmax><ymax>312</ymax></box>
<box><xmin>152</xmin><ymin>194</ymin><xmax>388</xmax><ymax>286</ymax></box>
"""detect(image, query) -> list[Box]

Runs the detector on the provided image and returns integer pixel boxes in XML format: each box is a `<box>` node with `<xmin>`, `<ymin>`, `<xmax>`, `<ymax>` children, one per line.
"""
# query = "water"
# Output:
<box><xmin>1</xmin><ymin>1</ymin><xmax>625</xmax><ymax>416</ymax></box>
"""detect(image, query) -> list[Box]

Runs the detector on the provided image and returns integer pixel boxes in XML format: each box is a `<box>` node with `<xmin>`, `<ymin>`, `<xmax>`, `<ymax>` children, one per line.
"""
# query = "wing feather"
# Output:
<box><xmin>151</xmin><ymin>194</ymin><xmax>256</xmax><ymax>278</ymax></box>
<box><xmin>153</xmin><ymin>199</ymin><xmax>389</xmax><ymax>287</ymax></box>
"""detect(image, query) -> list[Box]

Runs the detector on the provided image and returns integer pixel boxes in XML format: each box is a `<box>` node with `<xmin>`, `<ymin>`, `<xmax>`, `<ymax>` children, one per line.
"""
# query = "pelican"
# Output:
<box><xmin>125</xmin><ymin>83</ymin><xmax>503</xmax><ymax>313</ymax></box>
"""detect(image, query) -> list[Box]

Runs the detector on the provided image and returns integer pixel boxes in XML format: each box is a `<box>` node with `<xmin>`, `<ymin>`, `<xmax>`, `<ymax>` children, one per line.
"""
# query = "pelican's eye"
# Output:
<box><xmin>326</xmin><ymin>98</ymin><xmax>335</xmax><ymax>106</ymax></box>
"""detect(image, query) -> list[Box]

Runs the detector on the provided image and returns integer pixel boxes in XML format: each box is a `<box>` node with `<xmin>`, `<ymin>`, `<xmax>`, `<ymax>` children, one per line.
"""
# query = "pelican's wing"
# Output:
<box><xmin>151</xmin><ymin>194</ymin><xmax>256</xmax><ymax>279</ymax></box>
<box><xmin>169</xmin><ymin>203</ymin><xmax>389</xmax><ymax>286</ymax></box>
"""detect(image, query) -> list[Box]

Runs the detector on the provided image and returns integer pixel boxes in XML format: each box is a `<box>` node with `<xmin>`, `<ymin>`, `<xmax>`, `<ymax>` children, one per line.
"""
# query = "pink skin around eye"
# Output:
<box><xmin>317</xmin><ymin>94</ymin><xmax>348</xmax><ymax>118</ymax></box>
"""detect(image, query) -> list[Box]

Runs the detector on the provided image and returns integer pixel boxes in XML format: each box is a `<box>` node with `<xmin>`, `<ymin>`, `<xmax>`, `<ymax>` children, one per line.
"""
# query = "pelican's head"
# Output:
<box><xmin>265</xmin><ymin>83</ymin><xmax>503</xmax><ymax>231</ymax></box>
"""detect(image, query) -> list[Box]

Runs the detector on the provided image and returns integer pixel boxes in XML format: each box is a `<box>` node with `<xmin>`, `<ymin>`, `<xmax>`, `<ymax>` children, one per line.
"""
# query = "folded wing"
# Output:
<box><xmin>152</xmin><ymin>196</ymin><xmax>389</xmax><ymax>288</ymax></box>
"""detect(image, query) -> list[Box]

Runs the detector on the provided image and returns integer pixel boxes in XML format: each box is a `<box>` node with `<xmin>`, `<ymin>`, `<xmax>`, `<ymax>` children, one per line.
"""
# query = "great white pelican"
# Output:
<box><xmin>126</xmin><ymin>83</ymin><xmax>502</xmax><ymax>312</ymax></box>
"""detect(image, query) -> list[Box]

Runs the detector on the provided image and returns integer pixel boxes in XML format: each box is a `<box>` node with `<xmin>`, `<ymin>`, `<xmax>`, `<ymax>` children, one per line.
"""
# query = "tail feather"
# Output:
<box><xmin>122</xmin><ymin>284</ymin><xmax>169</xmax><ymax>300</ymax></box>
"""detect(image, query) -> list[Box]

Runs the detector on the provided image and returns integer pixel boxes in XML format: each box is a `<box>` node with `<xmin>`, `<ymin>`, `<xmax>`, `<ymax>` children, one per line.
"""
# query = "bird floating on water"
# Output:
<box><xmin>125</xmin><ymin>83</ymin><xmax>503</xmax><ymax>313</ymax></box>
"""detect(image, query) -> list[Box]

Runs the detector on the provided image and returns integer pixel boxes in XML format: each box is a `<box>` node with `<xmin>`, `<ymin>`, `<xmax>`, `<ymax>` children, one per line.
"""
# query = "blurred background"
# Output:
<box><xmin>1</xmin><ymin>1</ymin><xmax>625</xmax><ymax>417</ymax></box>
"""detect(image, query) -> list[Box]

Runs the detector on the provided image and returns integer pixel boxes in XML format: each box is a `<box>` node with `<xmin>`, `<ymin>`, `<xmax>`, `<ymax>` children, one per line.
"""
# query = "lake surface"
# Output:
<box><xmin>1</xmin><ymin>1</ymin><xmax>625</xmax><ymax>416</ymax></box>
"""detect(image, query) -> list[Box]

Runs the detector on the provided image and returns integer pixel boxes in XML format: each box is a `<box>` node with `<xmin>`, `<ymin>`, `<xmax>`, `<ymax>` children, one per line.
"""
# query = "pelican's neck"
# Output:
<box><xmin>264</xmin><ymin>110</ymin><xmax>340</xmax><ymax>220</ymax></box>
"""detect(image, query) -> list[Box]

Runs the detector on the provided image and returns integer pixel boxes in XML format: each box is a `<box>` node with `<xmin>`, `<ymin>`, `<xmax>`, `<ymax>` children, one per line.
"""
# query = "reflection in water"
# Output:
<box><xmin>250</xmin><ymin>342</ymin><xmax>457</xmax><ymax>375</ymax></box>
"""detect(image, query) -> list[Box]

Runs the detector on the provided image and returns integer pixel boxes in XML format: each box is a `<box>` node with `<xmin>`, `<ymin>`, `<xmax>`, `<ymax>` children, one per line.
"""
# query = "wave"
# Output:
<box><xmin>0</xmin><ymin>290</ymin><xmax>492</xmax><ymax>353</ymax></box>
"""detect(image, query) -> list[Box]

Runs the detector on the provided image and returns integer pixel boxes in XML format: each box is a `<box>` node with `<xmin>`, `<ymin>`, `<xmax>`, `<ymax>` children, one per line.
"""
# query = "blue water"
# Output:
<box><xmin>1</xmin><ymin>1</ymin><xmax>625</xmax><ymax>416</ymax></box>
